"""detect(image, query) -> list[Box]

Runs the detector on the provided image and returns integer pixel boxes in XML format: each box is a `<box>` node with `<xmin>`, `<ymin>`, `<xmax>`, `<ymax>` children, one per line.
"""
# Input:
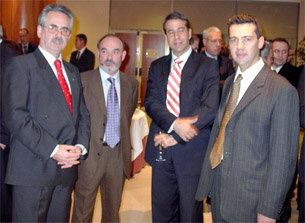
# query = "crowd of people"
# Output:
<box><xmin>0</xmin><ymin>3</ymin><xmax>304</xmax><ymax>223</ymax></box>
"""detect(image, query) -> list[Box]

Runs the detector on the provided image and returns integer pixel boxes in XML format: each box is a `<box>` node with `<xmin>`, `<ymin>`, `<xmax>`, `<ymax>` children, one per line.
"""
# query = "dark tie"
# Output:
<box><xmin>76</xmin><ymin>51</ymin><xmax>80</xmax><ymax>60</ymax></box>
<box><xmin>105</xmin><ymin>77</ymin><xmax>120</xmax><ymax>148</ymax></box>
<box><xmin>54</xmin><ymin>59</ymin><xmax>72</xmax><ymax>114</ymax></box>
<box><xmin>23</xmin><ymin>45</ymin><xmax>27</xmax><ymax>54</ymax></box>
<box><xmin>209</xmin><ymin>74</ymin><xmax>243</xmax><ymax>169</ymax></box>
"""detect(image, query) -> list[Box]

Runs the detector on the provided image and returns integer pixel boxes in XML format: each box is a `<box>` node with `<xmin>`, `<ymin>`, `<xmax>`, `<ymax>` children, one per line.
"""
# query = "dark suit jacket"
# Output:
<box><xmin>19</xmin><ymin>42</ymin><xmax>37</xmax><ymax>54</ymax></box>
<box><xmin>144</xmin><ymin>51</ymin><xmax>219</xmax><ymax>175</ymax></box>
<box><xmin>196</xmin><ymin>65</ymin><xmax>300</xmax><ymax>221</ymax></box>
<box><xmin>78</xmin><ymin>68</ymin><xmax>138</xmax><ymax>179</ymax></box>
<box><xmin>1</xmin><ymin>41</ymin><xmax>18</xmax><ymax>146</ymax></box>
<box><xmin>278</xmin><ymin>62</ymin><xmax>300</xmax><ymax>88</ymax></box>
<box><xmin>70</xmin><ymin>48</ymin><xmax>95</xmax><ymax>73</ymax></box>
<box><xmin>298</xmin><ymin>67</ymin><xmax>305</xmax><ymax>183</ymax></box>
<box><xmin>1</xmin><ymin>49</ymin><xmax>90</xmax><ymax>187</ymax></box>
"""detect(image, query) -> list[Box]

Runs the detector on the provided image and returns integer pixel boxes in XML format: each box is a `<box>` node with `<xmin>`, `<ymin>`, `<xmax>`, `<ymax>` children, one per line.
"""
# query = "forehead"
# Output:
<box><xmin>45</xmin><ymin>11</ymin><xmax>70</xmax><ymax>26</ymax></box>
<box><xmin>229</xmin><ymin>23</ymin><xmax>256</xmax><ymax>37</ymax></box>
<box><xmin>99</xmin><ymin>36</ymin><xmax>123</xmax><ymax>49</ymax></box>
<box><xmin>273</xmin><ymin>41</ymin><xmax>289</xmax><ymax>49</ymax></box>
<box><xmin>165</xmin><ymin>19</ymin><xmax>187</xmax><ymax>31</ymax></box>
<box><xmin>19</xmin><ymin>30</ymin><xmax>27</xmax><ymax>35</ymax></box>
<box><xmin>208</xmin><ymin>31</ymin><xmax>221</xmax><ymax>39</ymax></box>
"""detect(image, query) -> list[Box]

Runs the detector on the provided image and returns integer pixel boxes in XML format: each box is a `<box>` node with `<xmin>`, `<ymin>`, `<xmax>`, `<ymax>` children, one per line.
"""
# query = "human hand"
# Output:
<box><xmin>257</xmin><ymin>213</ymin><xmax>275</xmax><ymax>223</ymax></box>
<box><xmin>53</xmin><ymin>145</ymin><xmax>82</xmax><ymax>169</ymax></box>
<box><xmin>173</xmin><ymin>115</ymin><xmax>199</xmax><ymax>141</ymax></box>
<box><xmin>154</xmin><ymin>133</ymin><xmax>178</xmax><ymax>148</ymax></box>
<box><xmin>0</xmin><ymin>143</ymin><xmax>6</xmax><ymax>150</ymax></box>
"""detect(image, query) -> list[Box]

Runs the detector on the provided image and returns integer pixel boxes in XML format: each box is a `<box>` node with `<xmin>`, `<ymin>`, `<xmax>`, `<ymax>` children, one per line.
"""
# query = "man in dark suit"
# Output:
<box><xmin>1</xmin><ymin>4</ymin><xmax>90</xmax><ymax>222</ymax></box>
<box><xmin>298</xmin><ymin>67</ymin><xmax>305</xmax><ymax>223</ymax></box>
<box><xmin>271</xmin><ymin>38</ymin><xmax>300</xmax><ymax>88</ymax></box>
<box><xmin>144</xmin><ymin>11</ymin><xmax>219</xmax><ymax>222</ymax></box>
<box><xmin>72</xmin><ymin>34</ymin><xmax>138</xmax><ymax>222</ymax></box>
<box><xmin>0</xmin><ymin>24</ymin><xmax>18</xmax><ymax>223</ymax></box>
<box><xmin>202</xmin><ymin>26</ymin><xmax>235</xmax><ymax>93</ymax></box>
<box><xmin>196</xmin><ymin>14</ymin><xmax>299</xmax><ymax>222</ymax></box>
<box><xmin>18</xmin><ymin>28</ymin><xmax>37</xmax><ymax>54</ymax></box>
<box><xmin>70</xmin><ymin>33</ymin><xmax>95</xmax><ymax>73</ymax></box>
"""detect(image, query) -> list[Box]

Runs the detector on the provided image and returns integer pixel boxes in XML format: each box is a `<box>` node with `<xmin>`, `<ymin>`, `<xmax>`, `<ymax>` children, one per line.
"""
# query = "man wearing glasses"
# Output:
<box><xmin>202</xmin><ymin>26</ymin><xmax>235</xmax><ymax>93</ymax></box>
<box><xmin>1</xmin><ymin>4</ymin><xmax>90</xmax><ymax>222</ymax></box>
<box><xmin>196</xmin><ymin>14</ymin><xmax>299</xmax><ymax>222</ymax></box>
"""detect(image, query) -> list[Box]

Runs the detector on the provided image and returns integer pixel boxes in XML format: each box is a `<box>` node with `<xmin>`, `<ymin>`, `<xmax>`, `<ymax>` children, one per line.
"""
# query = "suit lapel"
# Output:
<box><xmin>119</xmin><ymin>72</ymin><xmax>128</xmax><ymax>120</ymax></box>
<box><xmin>90</xmin><ymin>68</ymin><xmax>107</xmax><ymax>118</ymax></box>
<box><xmin>231</xmin><ymin>65</ymin><xmax>268</xmax><ymax>118</ymax></box>
<box><xmin>218</xmin><ymin>74</ymin><xmax>235</xmax><ymax>124</ymax></box>
<box><xmin>161</xmin><ymin>55</ymin><xmax>171</xmax><ymax>102</ymax></box>
<box><xmin>33</xmin><ymin>50</ymin><xmax>73</xmax><ymax>122</ymax></box>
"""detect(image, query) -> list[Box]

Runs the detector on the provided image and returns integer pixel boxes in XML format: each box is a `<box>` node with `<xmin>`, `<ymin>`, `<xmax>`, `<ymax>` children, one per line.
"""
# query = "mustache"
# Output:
<box><xmin>103</xmin><ymin>59</ymin><xmax>115</xmax><ymax>64</ymax></box>
<box><xmin>51</xmin><ymin>37</ymin><xmax>64</xmax><ymax>44</ymax></box>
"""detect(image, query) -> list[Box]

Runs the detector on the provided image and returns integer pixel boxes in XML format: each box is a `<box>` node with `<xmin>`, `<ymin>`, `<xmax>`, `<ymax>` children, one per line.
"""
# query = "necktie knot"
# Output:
<box><xmin>174</xmin><ymin>58</ymin><xmax>183</xmax><ymax>67</ymax></box>
<box><xmin>54</xmin><ymin>59</ymin><xmax>62</xmax><ymax>70</ymax></box>
<box><xmin>108</xmin><ymin>77</ymin><xmax>115</xmax><ymax>85</ymax></box>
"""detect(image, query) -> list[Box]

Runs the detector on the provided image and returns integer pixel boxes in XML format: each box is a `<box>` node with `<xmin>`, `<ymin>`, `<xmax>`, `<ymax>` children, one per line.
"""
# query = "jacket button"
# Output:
<box><xmin>97</xmin><ymin>153</ymin><xmax>100</xmax><ymax>156</ymax></box>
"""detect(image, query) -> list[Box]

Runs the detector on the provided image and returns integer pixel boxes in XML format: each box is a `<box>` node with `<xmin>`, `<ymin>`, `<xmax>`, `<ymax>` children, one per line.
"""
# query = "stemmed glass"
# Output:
<box><xmin>155</xmin><ymin>132</ymin><xmax>166</xmax><ymax>162</ymax></box>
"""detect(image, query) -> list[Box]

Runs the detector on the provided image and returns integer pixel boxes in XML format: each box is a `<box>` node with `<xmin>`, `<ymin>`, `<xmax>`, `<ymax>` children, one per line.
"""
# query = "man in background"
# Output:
<box><xmin>2</xmin><ymin>4</ymin><xmax>90</xmax><ymax>222</ymax></box>
<box><xmin>196</xmin><ymin>14</ymin><xmax>299</xmax><ymax>222</ymax></box>
<box><xmin>202</xmin><ymin>26</ymin><xmax>235</xmax><ymax>92</ymax></box>
<box><xmin>190</xmin><ymin>34</ymin><xmax>200</xmax><ymax>53</ymax></box>
<box><xmin>271</xmin><ymin>38</ymin><xmax>300</xmax><ymax>88</ymax></box>
<box><xmin>0</xmin><ymin>24</ymin><xmax>18</xmax><ymax>223</ymax></box>
<box><xmin>70</xmin><ymin>33</ymin><xmax>95</xmax><ymax>72</ymax></box>
<box><xmin>18</xmin><ymin>28</ymin><xmax>37</xmax><ymax>54</ymax></box>
<box><xmin>72</xmin><ymin>34</ymin><xmax>138</xmax><ymax>223</ymax></box>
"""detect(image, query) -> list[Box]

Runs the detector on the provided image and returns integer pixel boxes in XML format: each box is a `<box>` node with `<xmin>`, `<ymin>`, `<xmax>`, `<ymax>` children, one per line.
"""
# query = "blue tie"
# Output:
<box><xmin>105</xmin><ymin>77</ymin><xmax>120</xmax><ymax>148</ymax></box>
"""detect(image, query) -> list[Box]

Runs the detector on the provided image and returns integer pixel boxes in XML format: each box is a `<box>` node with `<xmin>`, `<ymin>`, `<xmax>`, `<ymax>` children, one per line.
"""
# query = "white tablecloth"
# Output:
<box><xmin>130</xmin><ymin>109</ymin><xmax>149</xmax><ymax>161</ymax></box>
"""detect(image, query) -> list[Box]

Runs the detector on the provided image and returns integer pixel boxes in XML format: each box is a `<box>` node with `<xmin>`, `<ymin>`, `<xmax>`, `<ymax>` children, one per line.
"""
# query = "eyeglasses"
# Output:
<box><xmin>208</xmin><ymin>39</ymin><xmax>222</xmax><ymax>45</ymax></box>
<box><xmin>42</xmin><ymin>24</ymin><xmax>71</xmax><ymax>36</ymax></box>
<box><xmin>229</xmin><ymin>36</ymin><xmax>255</xmax><ymax>45</ymax></box>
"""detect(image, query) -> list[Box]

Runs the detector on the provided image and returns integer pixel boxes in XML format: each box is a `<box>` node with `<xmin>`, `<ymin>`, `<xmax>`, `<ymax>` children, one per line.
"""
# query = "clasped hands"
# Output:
<box><xmin>154</xmin><ymin>115</ymin><xmax>199</xmax><ymax>148</ymax></box>
<box><xmin>52</xmin><ymin>145</ymin><xmax>82</xmax><ymax>169</ymax></box>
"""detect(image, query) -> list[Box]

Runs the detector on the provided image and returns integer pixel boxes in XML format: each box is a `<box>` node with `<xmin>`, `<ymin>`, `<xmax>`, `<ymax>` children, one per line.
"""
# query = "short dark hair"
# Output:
<box><xmin>19</xmin><ymin>28</ymin><xmax>29</xmax><ymax>34</ymax></box>
<box><xmin>76</xmin><ymin>33</ymin><xmax>87</xmax><ymax>44</ymax></box>
<box><xmin>38</xmin><ymin>4</ymin><xmax>73</xmax><ymax>30</ymax></box>
<box><xmin>228</xmin><ymin>13</ymin><xmax>262</xmax><ymax>39</ymax></box>
<box><xmin>97</xmin><ymin>34</ymin><xmax>126</xmax><ymax>51</ymax></box>
<box><xmin>272</xmin><ymin>37</ymin><xmax>289</xmax><ymax>47</ymax></box>
<box><xmin>163</xmin><ymin>11</ymin><xmax>190</xmax><ymax>34</ymax></box>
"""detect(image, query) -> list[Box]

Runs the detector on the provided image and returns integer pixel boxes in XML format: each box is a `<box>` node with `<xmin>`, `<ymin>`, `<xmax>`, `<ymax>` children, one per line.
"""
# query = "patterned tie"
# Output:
<box><xmin>54</xmin><ymin>59</ymin><xmax>72</xmax><ymax>114</ymax></box>
<box><xmin>166</xmin><ymin>58</ymin><xmax>183</xmax><ymax>117</ymax></box>
<box><xmin>105</xmin><ymin>77</ymin><xmax>120</xmax><ymax>148</ymax></box>
<box><xmin>23</xmin><ymin>45</ymin><xmax>28</xmax><ymax>54</ymax></box>
<box><xmin>210</xmin><ymin>74</ymin><xmax>243</xmax><ymax>169</ymax></box>
<box><xmin>76</xmin><ymin>51</ymin><xmax>81</xmax><ymax>60</ymax></box>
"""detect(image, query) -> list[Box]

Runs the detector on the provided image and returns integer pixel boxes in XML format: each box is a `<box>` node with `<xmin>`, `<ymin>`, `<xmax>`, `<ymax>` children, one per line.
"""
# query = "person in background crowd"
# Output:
<box><xmin>18</xmin><ymin>28</ymin><xmax>37</xmax><ymax>54</ymax></box>
<box><xmin>196</xmin><ymin>13</ymin><xmax>299</xmax><ymax>223</ymax></box>
<box><xmin>260</xmin><ymin>40</ymin><xmax>273</xmax><ymax>67</ymax></box>
<box><xmin>1</xmin><ymin>4</ymin><xmax>90</xmax><ymax>222</ymax></box>
<box><xmin>70</xmin><ymin>33</ymin><xmax>95</xmax><ymax>73</ymax></box>
<box><xmin>190</xmin><ymin>34</ymin><xmax>200</xmax><ymax>53</ymax></box>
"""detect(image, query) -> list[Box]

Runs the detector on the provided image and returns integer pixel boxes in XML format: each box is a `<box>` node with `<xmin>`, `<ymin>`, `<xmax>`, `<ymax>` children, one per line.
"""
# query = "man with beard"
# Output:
<box><xmin>1</xmin><ymin>4</ymin><xmax>90</xmax><ymax>222</ymax></box>
<box><xmin>72</xmin><ymin>34</ymin><xmax>138</xmax><ymax>223</ymax></box>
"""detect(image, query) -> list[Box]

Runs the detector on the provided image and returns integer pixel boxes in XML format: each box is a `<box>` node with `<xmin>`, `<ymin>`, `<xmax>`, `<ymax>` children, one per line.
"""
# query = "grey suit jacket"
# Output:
<box><xmin>78</xmin><ymin>68</ymin><xmax>138</xmax><ymax>179</ymax></box>
<box><xmin>195</xmin><ymin>65</ymin><xmax>300</xmax><ymax>221</ymax></box>
<box><xmin>1</xmin><ymin>49</ymin><xmax>90</xmax><ymax>187</ymax></box>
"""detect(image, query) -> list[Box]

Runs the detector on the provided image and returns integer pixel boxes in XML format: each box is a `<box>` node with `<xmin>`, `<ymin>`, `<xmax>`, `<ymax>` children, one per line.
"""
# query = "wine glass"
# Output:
<box><xmin>155</xmin><ymin>132</ymin><xmax>166</xmax><ymax>162</ymax></box>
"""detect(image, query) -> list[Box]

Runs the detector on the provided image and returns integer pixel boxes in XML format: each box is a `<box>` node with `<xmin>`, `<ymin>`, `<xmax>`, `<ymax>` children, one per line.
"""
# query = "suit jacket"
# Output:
<box><xmin>1</xmin><ymin>41</ymin><xmax>18</xmax><ymax>146</ymax></box>
<box><xmin>1</xmin><ymin>49</ymin><xmax>90</xmax><ymax>187</ymax></box>
<box><xmin>144</xmin><ymin>51</ymin><xmax>219</xmax><ymax>175</ymax></box>
<box><xmin>78</xmin><ymin>68</ymin><xmax>138</xmax><ymax>179</ymax></box>
<box><xmin>279</xmin><ymin>62</ymin><xmax>300</xmax><ymax>88</ymax></box>
<box><xmin>298</xmin><ymin>66</ymin><xmax>305</xmax><ymax>183</ymax></box>
<box><xmin>19</xmin><ymin>42</ymin><xmax>37</xmax><ymax>55</ymax></box>
<box><xmin>195</xmin><ymin>65</ymin><xmax>300</xmax><ymax>221</ymax></box>
<box><xmin>70</xmin><ymin>48</ymin><xmax>95</xmax><ymax>73</ymax></box>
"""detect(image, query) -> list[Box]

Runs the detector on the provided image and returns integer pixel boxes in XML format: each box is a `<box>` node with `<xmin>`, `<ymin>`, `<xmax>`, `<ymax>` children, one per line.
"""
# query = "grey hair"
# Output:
<box><xmin>38</xmin><ymin>4</ymin><xmax>73</xmax><ymax>30</ymax></box>
<box><xmin>260</xmin><ymin>40</ymin><xmax>272</xmax><ymax>60</ymax></box>
<box><xmin>202</xmin><ymin>26</ymin><xmax>221</xmax><ymax>40</ymax></box>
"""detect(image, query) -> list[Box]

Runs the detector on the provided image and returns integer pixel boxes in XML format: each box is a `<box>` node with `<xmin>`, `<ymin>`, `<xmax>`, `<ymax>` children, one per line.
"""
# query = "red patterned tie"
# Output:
<box><xmin>166</xmin><ymin>58</ymin><xmax>183</xmax><ymax>117</ymax></box>
<box><xmin>54</xmin><ymin>59</ymin><xmax>72</xmax><ymax>114</ymax></box>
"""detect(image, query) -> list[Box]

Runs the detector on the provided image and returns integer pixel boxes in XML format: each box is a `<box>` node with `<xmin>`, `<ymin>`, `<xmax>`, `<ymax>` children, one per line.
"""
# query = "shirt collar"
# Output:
<box><xmin>38</xmin><ymin>45</ymin><xmax>62</xmax><ymax>65</ymax></box>
<box><xmin>271</xmin><ymin>65</ymin><xmax>283</xmax><ymax>73</ymax></box>
<box><xmin>205</xmin><ymin>51</ymin><xmax>218</xmax><ymax>60</ymax></box>
<box><xmin>171</xmin><ymin>46</ymin><xmax>192</xmax><ymax>62</ymax></box>
<box><xmin>235</xmin><ymin>57</ymin><xmax>264</xmax><ymax>82</ymax></box>
<box><xmin>79</xmin><ymin>47</ymin><xmax>86</xmax><ymax>54</ymax></box>
<box><xmin>99</xmin><ymin>66</ymin><xmax>120</xmax><ymax>83</ymax></box>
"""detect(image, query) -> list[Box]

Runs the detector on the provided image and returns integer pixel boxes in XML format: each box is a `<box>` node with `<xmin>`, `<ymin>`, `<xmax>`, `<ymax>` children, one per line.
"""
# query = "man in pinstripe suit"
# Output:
<box><xmin>196</xmin><ymin>14</ymin><xmax>300</xmax><ymax>222</ymax></box>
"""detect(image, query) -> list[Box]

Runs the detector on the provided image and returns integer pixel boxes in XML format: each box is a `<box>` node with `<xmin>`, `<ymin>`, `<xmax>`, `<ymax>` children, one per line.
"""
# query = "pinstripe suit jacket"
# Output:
<box><xmin>195</xmin><ymin>65</ymin><xmax>300</xmax><ymax>221</ymax></box>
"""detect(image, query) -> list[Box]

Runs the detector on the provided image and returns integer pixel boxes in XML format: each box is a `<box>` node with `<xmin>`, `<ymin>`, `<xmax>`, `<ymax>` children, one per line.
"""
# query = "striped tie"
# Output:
<box><xmin>166</xmin><ymin>58</ymin><xmax>183</xmax><ymax>117</ymax></box>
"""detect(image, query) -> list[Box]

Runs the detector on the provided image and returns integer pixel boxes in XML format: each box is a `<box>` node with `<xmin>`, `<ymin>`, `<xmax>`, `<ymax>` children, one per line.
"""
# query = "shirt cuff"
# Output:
<box><xmin>168</xmin><ymin>120</ymin><xmax>177</xmax><ymax>133</ymax></box>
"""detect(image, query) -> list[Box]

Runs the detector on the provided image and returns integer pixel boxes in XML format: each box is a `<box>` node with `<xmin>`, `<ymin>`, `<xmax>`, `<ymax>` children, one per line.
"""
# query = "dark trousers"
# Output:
<box><xmin>299</xmin><ymin>181</ymin><xmax>305</xmax><ymax>223</ymax></box>
<box><xmin>151</xmin><ymin>154</ymin><xmax>203</xmax><ymax>222</ymax></box>
<box><xmin>12</xmin><ymin>184</ymin><xmax>73</xmax><ymax>222</ymax></box>
<box><xmin>0</xmin><ymin>146</ymin><xmax>12</xmax><ymax>222</ymax></box>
